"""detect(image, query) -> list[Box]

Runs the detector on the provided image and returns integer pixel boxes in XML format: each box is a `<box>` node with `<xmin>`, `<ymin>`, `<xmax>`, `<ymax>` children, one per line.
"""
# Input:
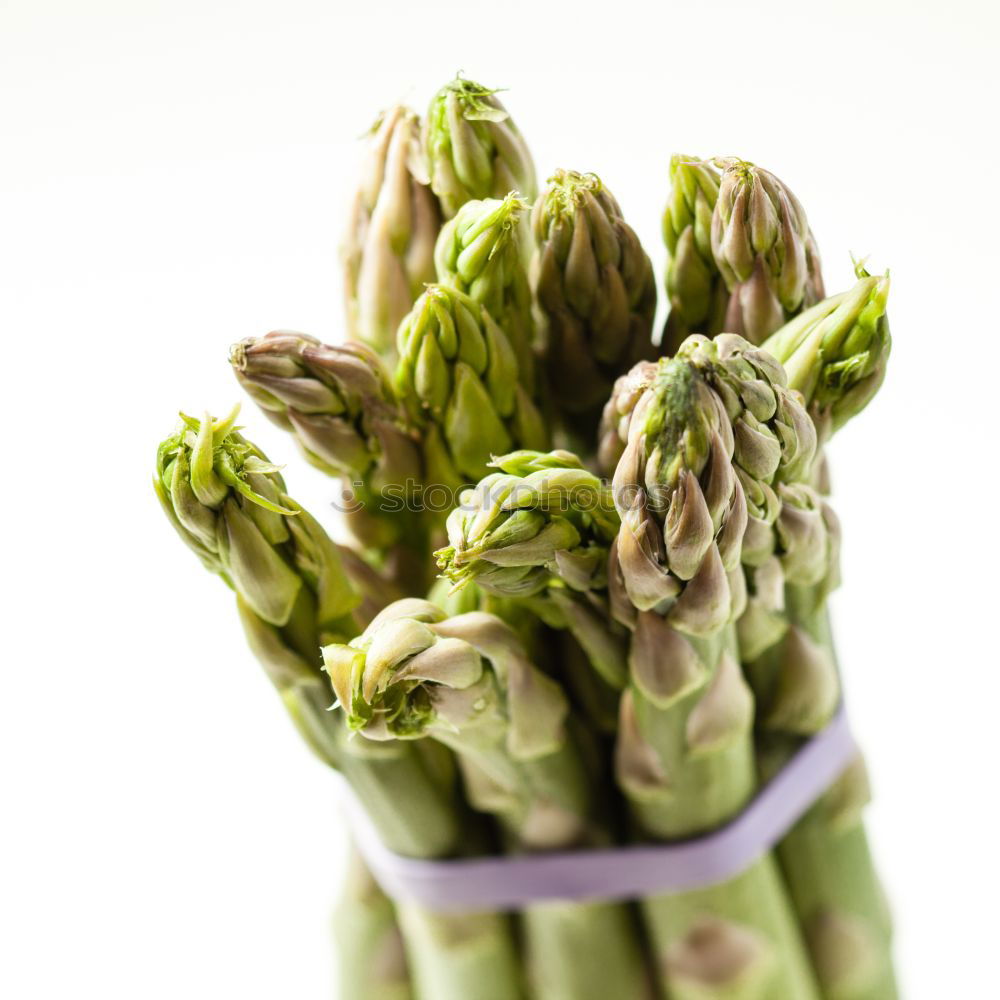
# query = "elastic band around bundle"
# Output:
<box><xmin>340</xmin><ymin>704</ymin><xmax>855</xmax><ymax>912</ymax></box>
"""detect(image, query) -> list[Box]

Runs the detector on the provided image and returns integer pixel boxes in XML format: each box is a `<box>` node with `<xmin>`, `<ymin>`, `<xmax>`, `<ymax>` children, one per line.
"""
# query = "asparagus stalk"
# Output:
<box><xmin>335</xmin><ymin>848</ymin><xmax>414</xmax><ymax>1000</ymax></box>
<box><xmin>604</xmin><ymin>340</ymin><xmax>824</xmax><ymax>998</ymax></box>
<box><xmin>755</xmin><ymin>595</ymin><xmax>897</xmax><ymax>1000</ymax></box>
<box><xmin>741</xmin><ymin>268</ymin><xmax>897</xmax><ymax>999</ymax></box>
<box><xmin>661</xmin><ymin>155</ymin><xmax>727</xmax><ymax>355</ymax></box>
<box><xmin>424</xmin><ymin>75</ymin><xmax>537</xmax><ymax>219</ymax></box>
<box><xmin>152</xmin><ymin>409</ymin><xmax>523</xmax><ymax>1000</ymax></box>
<box><xmin>711</xmin><ymin>158</ymin><xmax>825</xmax><ymax>345</ymax></box>
<box><xmin>394</xmin><ymin>283</ymin><xmax>547</xmax><ymax>486</ymax></box>
<box><xmin>324</xmin><ymin>600</ymin><xmax>653</xmax><ymax>1000</ymax></box>
<box><xmin>531</xmin><ymin>170</ymin><xmax>657</xmax><ymax>441</ymax></box>
<box><xmin>342</xmin><ymin>106</ymin><xmax>441</xmax><ymax>363</ymax></box>
<box><xmin>435</xmin><ymin>192</ymin><xmax>537</xmax><ymax>391</ymax></box>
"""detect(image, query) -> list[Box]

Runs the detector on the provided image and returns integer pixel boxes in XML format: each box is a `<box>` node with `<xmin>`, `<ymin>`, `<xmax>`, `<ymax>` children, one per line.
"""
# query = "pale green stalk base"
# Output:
<box><xmin>435</xmin><ymin>718</ymin><xmax>652</xmax><ymax>1000</ymax></box>
<box><xmin>335</xmin><ymin>740</ymin><xmax>527</xmax><ymax>999</ymax></box>
<box><xmin>522</xmin><ymin>901</ymin><xmax>655</xmax><ymax>1000</ymax></box>
<box><xmin>629</xmin><ymin>628</ymin><xmax>756</xmax><ymax>839</ymax></box>
<box><xmin>629</xmin><ymin>627</ymin><xmax>820</xmax><ymax>999</ymax></box>
<box><xmin>514</xmin><ymin>746</ymin><xmax>655</xmax><ymax>1000</ymax></box>
<box><xmin>776</xmin><ymin>798</ymin><xmax>897</xmax><ymax>1000</ymax></box>
<box><xmin>398</xmin><ymin>904</ymin><xmax>525</xmax><ymax>1000</ymax></box>
<box><xmin>642</xmin><ymin>856</ymin><xmax>820</xmax><ymax>1000</ymax></box>
<box><xmin>753</xmin><ymin>586</ymin><xmax>897</xmax><ymax>1000</ymax></box>
<box><xmin>334</xmin><ymin>851</ymin><xmax>413</xmax><ymax>1000</ymax></box>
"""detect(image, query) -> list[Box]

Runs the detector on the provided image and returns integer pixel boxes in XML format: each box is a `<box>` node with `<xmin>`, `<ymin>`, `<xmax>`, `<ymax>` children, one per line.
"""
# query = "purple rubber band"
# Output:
<box><xmin>340</xmin><ymin>704</ymin><xmax>856</xmax><ymax>912</ymax></box>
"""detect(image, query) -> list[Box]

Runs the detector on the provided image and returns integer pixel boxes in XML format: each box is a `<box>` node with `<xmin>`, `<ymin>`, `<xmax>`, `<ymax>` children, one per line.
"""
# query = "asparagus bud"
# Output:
<box><xmin>342</xmin><ymin>106</ymin><xmax>441</xmax><ymax>362</ymax></box>
<box><xmin>711</xmin><ymin>158</ymin><xmax>825</xmax><ymax>344</ymax></box>
<box><xmin>231</xmin><ymin>332</ymin><xmax>421</xmax><ymax>490</ymax></box>
<box><xmin>676</xmin><ymin>334</ymin><xmax>817</xmax><ymax>490</ymax></box>
<box><xmin>394</xmin><ymin>284</ymin><xmax>546</xmax><ymax>483</ymax></box>
<box><xmin>435</xmin><ymin>193</ymin><xmax>536</xmax><ymax>388</ymax></box>
<box><xmin>532</xmin><ymin>169</ymin><xmax>657</xmax><ymax>428</ymax></box>
<box><xmin>436</xmin><ymin>450</ymin><xmax>628</xmax><ymax>689</ymax></box>
<box><xmin>424</xmin><ymin>76</ymin><xmax>537</xmax><ymax>219</ymax></box>
<box><xmin>762</xmin><ymin>262</ymin><xmax>891</xmax><ymax>440</ymax></box>
<box><xmin>438</xmin><ymin>450</ymin><xmax>617</xmax><ymax>595</ymax></box>
<box><xmin>154</xmin><ymin>406</ymin><xmax>357</xmax><ymax>632</ymax></box>
<box><xmin>324</xmin><ymin>600</ymin><xmax>568</xmax><ymax>760</ymax></box>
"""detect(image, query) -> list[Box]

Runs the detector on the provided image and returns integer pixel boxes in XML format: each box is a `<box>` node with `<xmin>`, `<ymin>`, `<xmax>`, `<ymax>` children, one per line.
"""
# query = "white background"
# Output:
<box><xmin>3</xmin><ymin>1</ymin><xmax>998</xmax><ymax>996</ymax></box>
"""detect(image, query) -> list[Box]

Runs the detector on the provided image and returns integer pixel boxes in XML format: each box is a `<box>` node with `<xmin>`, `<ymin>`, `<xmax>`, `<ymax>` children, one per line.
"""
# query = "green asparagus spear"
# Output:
<box><xmin>762</xmin><ymin>262</ymin><xmax>891</xmax><ymax>445</ymax></box>
<box><xmin>436</xmin><ymin>449</ymin><xmax>628</xmax><ymax>690</ymax></box>
<box><xmin>153</xmin><ymin>409</ymin><xmax>523</xmax><ymax>1000</ymax></box>
<box><xmin>747</xmin><ymin>270</ymin><xmax>897</xmax><ymax>999</ymax></box>
<box><xmin>342</xmin><ymin>106</ymin><xmax>441</xmax><ymax>363</ymax></box>
<box><xmin>324</xmin><ymin>599</ymin><xmax>652</xmax><ymax>1000</ymax></box>
<box><xmin>604</xmin><ymin>341</ymin><xmax>823</xmax><ymax>999</ymax></box>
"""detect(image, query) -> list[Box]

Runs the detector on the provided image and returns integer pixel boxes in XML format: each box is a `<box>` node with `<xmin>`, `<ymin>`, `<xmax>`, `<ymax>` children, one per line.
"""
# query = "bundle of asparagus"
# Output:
<box><xmin>153</xmin><ymin>72</ymin><xmax>897</xmax><ymax>999</ymax></box>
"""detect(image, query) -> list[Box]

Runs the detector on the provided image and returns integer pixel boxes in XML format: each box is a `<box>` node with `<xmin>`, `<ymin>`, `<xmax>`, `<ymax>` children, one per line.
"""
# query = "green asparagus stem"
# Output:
<box><xmin>394</xmin><ymin>283</ymin><xmax>547</xmax><ymax>485</ymax></box>
<box><xmin>153</xmin><ymin>409</ymin><xmax>523</xmax><ymax>1000</ymax></box>
<box><xmin>711</xmin><ymin>158</ymin><xmax>825</xmax><ymax>345</ymax></box>
<box><xmin>424</xmin><ymin>75</ymin><xmax>537</xmax><ymax>219</ymax></box>
<box><xmin>531</xmin><ymin>170</ymin><xmax>657</xmax><ymax>440</ymax></box>
<box><xmin>661</xmin><ymin>155</ymin><xmax>727</xmax><ymax>355</ymax></box>
<box><xmin>752</xmin><ymin>591</ymin><xmax>897</xmax><ymax>1000</ymax></box>
<box><xmin>335</xmin><ymin>848</ymin><xmax>414</xmax><ymax>1000</ymax></box>
<box><xmin>435</xmin><ymin>192</ymin><xmax>537</xmax><ymax>390</ymax></box>
<box><xmin>747</xmin><ymin>275</ymin><xmax>897</xmax><ymax>998</ymax></box>
<box><xmin>737</xmin><ymin>484</ymin><xmax>895</xmax><ymax>1000</ymax></box>
<box><xmin>342</xmin><ymin>106</ymin><xmax>441</xmax><ymax>363</ymax></box>
<box><xmin>324</xmin><ymin>600</ymin><xmax>653</xmax><ymax>1000</ymax></box>
<box><xmin>607</xmin><ymin>342</ymin><xmax>822</xmax><ymax>998</ymax></box>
